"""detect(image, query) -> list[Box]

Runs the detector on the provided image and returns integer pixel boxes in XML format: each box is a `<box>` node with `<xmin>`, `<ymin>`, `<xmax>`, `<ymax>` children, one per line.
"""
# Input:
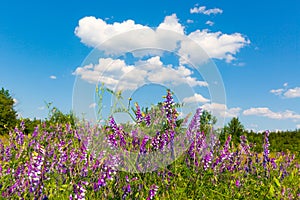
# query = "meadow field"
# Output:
<box><xmin>0</xmin><ymin>90</ymin><xmax>299</xmax><ymax>200</ymax></box>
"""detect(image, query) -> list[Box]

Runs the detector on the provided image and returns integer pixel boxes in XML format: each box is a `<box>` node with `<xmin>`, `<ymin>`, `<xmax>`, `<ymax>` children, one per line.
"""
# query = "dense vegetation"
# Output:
<box><xmin>0</xmin><ymin>88</ymin><xmax>17</xmax><ymax>134</ymax></box>
<box><xmin>0</xmin><ymin>87</ymin><xmax>299</xmax><ymax>199</ymax></box>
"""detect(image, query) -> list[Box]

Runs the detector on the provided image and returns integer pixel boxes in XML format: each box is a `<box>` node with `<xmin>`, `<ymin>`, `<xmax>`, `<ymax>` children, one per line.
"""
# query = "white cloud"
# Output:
<box><xmin>13</xmin><ymin>98</ymin><xmax>18</xmax><ymax>105</ymax></box>
<box><xmin>186</xmin><ymin>19</ymin><xmax>194</xmax><ymax>24</ymax></box>
<box><xmin>201</xmin><ymin>103</ymin><xmax>241</xmax><ymax>118</ymax></box>
<box><xmin>284</xmin><ymin>87</ymin><xmax>300</xmax><ymax>98</ymax></box>
<box><xmin>270</xmin><ymin>88</ymin><xmax>284</xmax><ymax>96</ymax></box>
<box><xmin>270</xmin><ymin>84</ymin><xmax>300</xmax><ymax>98</ymax></box>
<box><xmin>243</xmin><ymin>107</ymin><xmax>300</xmax><ymax>120</ymax></box>
<box><xmin>157</xmin><ymin>14</ymin><xmax>184</xmax><ymax>35</ymax></box>
<box><xmin>74</xmin><ymin>14</ymin><xmax>184</xmax><ymax>56</ymax></box>
<box><xmin>190</xmin><ymin>6</ymin><xmax>223</xmax><ymax>15</ymax></box>
<box><xmin>183</xmin><ymin>93</ymin><xmax>210</xmax><ymax>103</ymax></box>
<box><xmin>233</xmin><ymin>62</ymin><xmax>245</xmax><ymax>67</ymax></box>
<box><xmin>73</xmin><ymin>56</ymin><xmax>208</xmax><ymax>91</ymax></box>
<box><xmin>205</xmin><ymin>20</ymin><xmax>214</xmax><ymax>26</ymax></box>
<box><xmin>89</xmin><ymin>103</ymin><xmax>97</xmax><ymax>108</ymax></box>
<box><xmin>297</xmin><ymin>124</ymin><xmax>300</xmax><ymax>129</ymax></box>
<box><xmin>38</xmin><ymin>106</ymin><xmax>45</xmax><ymax>110</ymax></box>
<box><xmin>50</xmin><ymin>75</ymin><xmax>57</xmax><ymax>79</ymax></box>
<box><xmin>180</xmin><ymin>30</ymin><xmax>250</xmax><ymax>63</ymax></box>
<box><xmin>75</xmin><ymin>16</ymin><xmax>146</xmax><ymax>48</ymax></box>
<box><xmin>75</xmin><ymin>14</ymin><xmax>249</xmax><ymax>63</ymax></box>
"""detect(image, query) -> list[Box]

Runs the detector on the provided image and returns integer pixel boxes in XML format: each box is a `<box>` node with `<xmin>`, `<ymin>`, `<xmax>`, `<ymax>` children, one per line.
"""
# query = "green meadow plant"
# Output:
<box><xmin>0</xmin><ymin>90</ymin><xmax>299</xmax><ymax>199</ymax></box>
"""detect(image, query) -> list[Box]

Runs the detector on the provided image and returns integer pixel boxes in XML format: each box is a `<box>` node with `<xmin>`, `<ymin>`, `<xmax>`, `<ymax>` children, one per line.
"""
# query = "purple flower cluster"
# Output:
<box><xmin>70</xmin><ymin>181</ymin><xmax>88</xmax><ymax>200</ymax></box>
<box><xmin>108</xmin><ymin>116</ymin><xmax>127</xmax><ymax>148</ymax></box>
<box><xmin>263</xmin><ymin>130</ymin><xmax>270</xmax><ymax>169</ymax></box>
<box><xmin>0</xmin><ymin>121</ymin><xmax>121</xmax><ymax>199</ymax></box>
<box><xmin>146</xmin><ymin>184</ymin><xmax>159</xmax><ymax>200</ymax></box>
<box><xmin>135</xmin><ymin>103</ymin><xmax>143</xmax><ymax>124</ymax></box>
<box><xmin>163</xmin><ymin>90</ymin><xmax>177</xmax><ymax>126</ymax></box>
<box><xmin>28</xmin><ymin>144</ymin><xmax>46</xmax><ymax>194</ymax></box>
<box><xmin>134</xmin><ymin>103</ymin><xmax>151</xmax><ymax>126</ymax></box>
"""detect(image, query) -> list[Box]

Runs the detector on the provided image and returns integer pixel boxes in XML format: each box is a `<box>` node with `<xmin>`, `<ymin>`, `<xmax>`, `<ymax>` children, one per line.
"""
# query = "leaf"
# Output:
<box><xmin>273</xmin><ymin>177</ymin><xmax>281</xmax><ymax>188</ymax></box>
<box><xmin>269</xmin><ymin>185</ymin><xmax>275</xmax><ymax>197</ymax></box>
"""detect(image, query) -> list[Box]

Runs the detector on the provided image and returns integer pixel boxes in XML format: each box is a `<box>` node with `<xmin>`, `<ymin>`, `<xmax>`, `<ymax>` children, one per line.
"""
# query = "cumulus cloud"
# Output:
<box><xmin>297</xmin><ymin>124</ymin><xmax>300</xmax><ymax>129</ymax></box>
<box><xmin>270</xmin><ymin>83</ymin><xmax>300</xmax><ymax>98</ymax></box>
<box><xmin>183</xmin><ymin>93</ymin><xmax>210</xmax><ymax>103</ymax></box>
<box><xmin>205</xmin><ymin>20</ymin><xmax>214</xmax><ymax>26</ymax></box>
<box><xmin>201</xmin><ymin>103</ymin><xmax>241</xmax><ymax>118</ymax></box>
<box><xmin>284</xmin><ymin>87</ymin><xmax>300</xmax><ymax>98</ymax></box>
<box><xmin>190</xmin><ymin>6</ymin><xmax>223</xmax><ymax>15</ymax></box>
<box><xmin>243</xmin><ymin>107</ymin><xmax>300</xmax><ymax>120</ymax></box>
<box><xmin>180</xmin><ymin>30</ymin><xmax>250</xmax><ymax>63</ymax></box>
<box><xmin>74</xmin><ymin>14</ymin><xmax>184</xmax><ymax>56</ymax></box>
<box><xmin>73</xmin><ymin>56</ymin><xmax>208</xmax><ymax>91</ymax></box>
<box><xmin>74</xmin><ymin>14</ymin><xmax>249</xmax><ymax>63</ymax></box>
<box><xmin>74</xmin><ymin>16</ymin><xmax>146</xmax><ymax>48</ymax></box>
<box><xmin>157</xmin><ymin>14</ymin><xmax>184</xmax><ymax>35</ymax></box>
<box><xmin>50</xmin><ymin>75</ymin><xmax>57</xmax><ymax>79</ymax></box>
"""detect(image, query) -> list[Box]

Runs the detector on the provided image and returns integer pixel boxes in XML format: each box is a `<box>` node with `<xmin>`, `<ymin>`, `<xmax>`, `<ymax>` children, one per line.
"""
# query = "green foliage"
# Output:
<box><xmin>0</xmin><ymin>87</ymin><xmax>17</xmax><ymax>134</ymax></box>
<box><xmin>268</xmin><ymin>130</ymin><xmax>300</xmax><ymax>157</ymax></box>
<box><xmin>48</xmin><ymin>107</ymin><xmax>76</xmax><ymax>127</ymax></box>
<box><xmin>44</xmin><ymin>102</ymin><xmax>76</xmax><ymax>127</ymax></box>
<box><xmin>17</xmin><ymin>118</ymin><xmax>42</xmax><ymax>134</ymax></box>
<box><xmin>245</xmin><ymin>130</ymin><xmax>263</xmax><ymax>152</ymax></box>
<box><xmin>200</xmin><ymin>110</ymin><xmax>217</xmax><ymax>135</ymax></box>
<box><xmin>223</xmin><ymin>117</ymin><xmax>245</xmax><ymax>144</ymax></box>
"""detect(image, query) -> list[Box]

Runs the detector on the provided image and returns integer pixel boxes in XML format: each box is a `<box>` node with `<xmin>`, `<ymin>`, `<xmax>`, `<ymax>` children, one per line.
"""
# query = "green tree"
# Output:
<box><xmin>224</xmin><ymin>117</ymin><xmax>245</xmax><ymax>144</ymax></box>
<box><xmin>18</xmin><ymin>118</ymin><xmax>42</xmax><ymax>134</ymax></box>
<box><xmin>45</xmin><ymin>102</ymin><xmax>76</xmax><ymax>127</ymax></box>
<box><xmin>0</xmin><ymin>87</ymin><xmax>17</xmax><ymax>134</ymax></box>
<box><xmin>200</xmin><ymin>110</ymin><xmax>217</xmax><ymax>135</ymax></box>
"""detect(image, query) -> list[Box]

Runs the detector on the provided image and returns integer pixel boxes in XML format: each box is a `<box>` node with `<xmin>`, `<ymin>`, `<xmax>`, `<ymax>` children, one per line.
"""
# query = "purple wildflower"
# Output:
<box><xmin>163</xmin><ymin>90</ymin><xmax>177</xmax><ymax>125</ymax></box>
<box><xmin>263</xmin><ymin>130</ymin><xmax>270</xmax><ymax>169</ymax></box>
<box><xmin>140</xmin><ymin>135</ymin><xmax>150</xmax><ymax>155</ymax></box>
<box><xmin>270</xmin><ymin>158</ymin><xmax>277</xmax><ymax>169</ymax></box>
<box><xmin>144</xmin><ymin>114</ymin><xmax>151</xmax><ymax>126</ymax></box>
<box><xmin>151</xmin><ymin>133</ymin><xmax>161</xmax><ymax>150</ymax></box>
<box><xmin>213</xmin><ymin>135</ymin><xmax>232</xmax><ymax>170</ymax></box>
<box><xmin>28</xmin><ymin>144</ymin><xmax>46</xmax><ymax>194</ymax></box>
<box><xmin>4</xmin><ymin>146</ymin><xmax>11</xmax><ymax>162</ymax></box>
<box><xmin>240</xmin><ymin>135</ymin><xmax>251</xmax><ymax>155</ymax></box>
<box><xmin>72</xmin><ymin>181</ymin><xmax>88</xmax><ymax>200</ymax></box>
<box><xmin>135</xmin><ymin>103</ymin><xmax>143</xmax><ymax>124</ymax></box>
<box><xmin>108</xmin><ymin>116</ymin><xmax>127</xmax><ymax>148</ymax></box>
<box><xmin>15</xmin><ymin>127</ymin><xmax>24</xmax><ymax>146</ymax></box>
<box><xmin>122</xmin><ymin>184</ymin><xmax>131</xmax><ymax>200</ymax></box>
<box><xmin>131</xmin><ymin>130</ymin><xmax>140</xmax><ymax>150</ymax></box>
<box><xmin>186</xmin><ymin>108</ymin><xmax>201</xmax><ymax>143</ymax></box>
<box><xmin>147</xmin><ymin>184</ymin><xmax>159</xmax><ymax>200</ymax></box>
<box><xmin>235</xmin><ymin>179</ymin><xmax>241</xmax><ymax>187</ymax></box>
<box><xmin>203</xmin><ymin>151</ymin><xmax>213</xmax><ymax>170</ymax></box>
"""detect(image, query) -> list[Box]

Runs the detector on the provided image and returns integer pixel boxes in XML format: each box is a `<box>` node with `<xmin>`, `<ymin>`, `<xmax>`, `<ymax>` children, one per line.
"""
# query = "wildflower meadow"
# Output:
<box><xmin>0</xmin><ymin>89</ymin><xmax>299</xmax><ymax>199</ymax></box>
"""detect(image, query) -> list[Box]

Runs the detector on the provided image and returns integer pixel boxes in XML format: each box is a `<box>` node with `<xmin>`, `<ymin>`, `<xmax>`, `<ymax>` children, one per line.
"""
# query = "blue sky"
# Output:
<box><xmin>1</xmin><ymin>0</ymin><xmax>299</xmax><ymax>131</ymax></box>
